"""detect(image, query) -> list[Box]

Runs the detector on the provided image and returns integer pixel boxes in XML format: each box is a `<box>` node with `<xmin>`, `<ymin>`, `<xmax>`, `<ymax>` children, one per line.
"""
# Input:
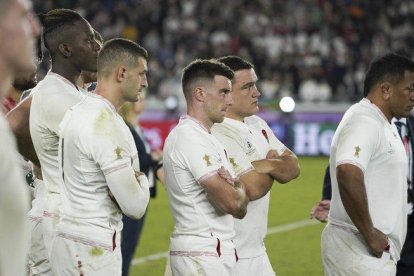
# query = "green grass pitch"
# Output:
<box><xmin>130</xmin><ymin>156</ymin><xmax>329</xmax><ymax>275</ymax></box>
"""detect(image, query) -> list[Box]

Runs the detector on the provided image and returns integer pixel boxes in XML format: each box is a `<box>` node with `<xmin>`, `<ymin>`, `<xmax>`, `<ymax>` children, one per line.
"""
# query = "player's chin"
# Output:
<box><xmin>216</xmin><ymin>114</ymin><xmax>225</xmax><ymax>123</ymax></box>
<box><xmin>127</xmin><ymin>94</ymin><xmax>140</xmax><ymax>102</ymax></box>
<box><xmin>401</xmin><ymin>107</ymin><xmax>414</xmax><ymax>117</ymax></box>
<box><xmin>248</xmin><ymin>106</ymin><xmax>258</xmax><ymax>115</ymax></box>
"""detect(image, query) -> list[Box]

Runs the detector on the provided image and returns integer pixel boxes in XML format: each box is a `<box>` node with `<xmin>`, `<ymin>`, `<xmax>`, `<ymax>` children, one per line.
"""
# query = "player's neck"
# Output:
<box><xmin>366</xmin><ymin>95</ymin><xmax>392</xmax><ymax>123</ymax></box>
<box><xmin>76</xmin><ymin>76</ymin><xmax>86</xmax><ymax>89</ymax></box>
<box><xmin>225</xmin><ymin>109</ymin><xmax>244</xmax><ymax>122</ymax></box>
<box><xmin>6</xmin><ymin>87</ymin><xmax>21</xmax><ymax>103</ymax></box>
<box><xmin>0</xmin><ymin>64</ymin><xmax>13</xmax><ymax>98</ymax></box>
<box><xmin>95</xmin><ymin>81</ymin><xmax>122</xmax><ymax>111</ymax></box>
<box><xmin>50</xmin><ymin>62</ymin><xmax>81</xmax><ymax>88</ymax></box>
<box><xmin>187</xmin><ymin>107</ymin><xmax>212</xmax><ymax>132</ymax></box>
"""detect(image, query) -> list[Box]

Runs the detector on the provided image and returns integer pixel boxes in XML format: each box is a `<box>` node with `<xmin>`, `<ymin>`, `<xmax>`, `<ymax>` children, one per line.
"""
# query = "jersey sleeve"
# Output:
<box><xmin>335</xmin><ymin>115</ymin><xmax>380</xmax><ymax>171</ymax></box>
<box><xmin>0</xmin><ymin>116</ymin><xmax>30</xmax><ymax>276</ymax></box>
<box><xmin>173</xmin><ymin>132</ymin><xmax>230</xmax><ymax>183</ymax></box>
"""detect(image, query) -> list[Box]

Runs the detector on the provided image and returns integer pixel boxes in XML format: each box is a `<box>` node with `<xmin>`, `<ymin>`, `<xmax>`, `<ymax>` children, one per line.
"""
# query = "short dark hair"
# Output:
<box><xmin>38</xmin><ymin>9</ymin><xmax>85</xmax><ymax>56</ymax></box>
<box><xmin>217</xmin><ymin>56</ymin><xmax>254</xmax><ymax>72</ymax></box>
<box><xmin>181</xmin><ymin>59</ymin><xmax>234</xmax><ymax>99</ymax></box>
<box><xmin>97</xmin><ymin>38</ymin><xmax>148</xmax><ymax>77</ymax></box>
<box><xmin>364</xmin><ymin>53</ymin><xmax>414</xmax><ymax>96</ymax></box>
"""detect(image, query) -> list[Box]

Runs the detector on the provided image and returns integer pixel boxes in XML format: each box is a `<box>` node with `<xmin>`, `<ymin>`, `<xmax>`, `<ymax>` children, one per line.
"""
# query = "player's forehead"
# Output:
<box><xmin>73</xmin><ymin>19</ymin><xmax>94</xmax><ymax>38</ymax></box>
<box><xmin>137</xmin><ymin>57</ymin><xmax>148</xmax><ymax>71</ymax></box>
<box><xmin>234</xmin><ymin>68</ymin><xmax>257</xmax><ymax>86</ymax></box>
<box><xmin>212</xmin><ymin>75</ymin><xmax>231</xmax><ymax>88</ymax></box>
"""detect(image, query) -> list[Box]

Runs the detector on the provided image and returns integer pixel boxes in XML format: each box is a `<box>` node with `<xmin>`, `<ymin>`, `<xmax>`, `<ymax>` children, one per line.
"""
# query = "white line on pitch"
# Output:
<box><xmin>131</xmin><ymin>219</ymin><xmax>320</xmax><ymax>266</ymax></box>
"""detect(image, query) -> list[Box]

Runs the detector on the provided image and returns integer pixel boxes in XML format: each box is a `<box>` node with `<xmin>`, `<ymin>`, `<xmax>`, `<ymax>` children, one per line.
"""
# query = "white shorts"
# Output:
<box><xmin>235</xmin><ymin>253</ymin><xmax>275</xmax><ymax>276</ymax></box>
<box><xmin>27</xmin><ymin>181</ymin><xmax>52</xmax><ymax>275</ymax></box>
<box><xmin>170</xmin><ymin>253</ymin><xmax>236</xmax><ymax>276</ymax></box>
<box><xmin>322</xmin><ymin>223</ymin><xmax>397</xmax><ymax>276</ymax></box>
<box><xmin>170</xmin><ymin>236</ymin><xmax>237</xmax><ymax>276</ymax></box>
<box><xmin>50</xmin><ymin>233</ymin><xmax>122</xmax><ymax>276</ymax></box>
<box><xmin>164</xmin><ymin>254</ymin><xmax>173</xmax><ymax>276</ymax></box>
<box><xmin>42</xmin><ymin>192</ymin><xmax>61</xmax><ymax>256</ymax></box>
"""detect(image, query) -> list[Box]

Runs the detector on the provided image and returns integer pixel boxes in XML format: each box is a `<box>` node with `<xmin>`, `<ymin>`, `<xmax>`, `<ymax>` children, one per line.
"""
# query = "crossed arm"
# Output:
<box><xmin>106</xmin><ymin>168</ymin><xmax>150</xmax><ymax>220</ymax></box>
<box><xmin>200</xmin><ymin>167</ymin><xmax>249</xmax><ymax>219</ymax></box>
<box><xmin>252</xmin><ymin>148</ymin><xmax>300</xmax><ymax>184</ymax></box>
<box><xmin>238</xmin><ymin>148</ymin><xmax>300</xmax><ymax>201</ymax></box>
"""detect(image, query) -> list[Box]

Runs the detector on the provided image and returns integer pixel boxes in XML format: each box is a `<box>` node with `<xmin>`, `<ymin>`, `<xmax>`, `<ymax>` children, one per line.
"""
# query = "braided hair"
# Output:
<box><xmin>38</xmin><ymin>9</ymin><xmax>84</xmax><ymax>58</ymax></box>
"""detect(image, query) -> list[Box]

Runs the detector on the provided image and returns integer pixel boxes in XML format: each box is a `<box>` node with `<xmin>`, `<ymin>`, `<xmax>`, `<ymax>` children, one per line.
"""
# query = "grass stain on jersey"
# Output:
<box><xmin>90</xmin><ymin>247</ymin><xmax>104</xmax><ymax>257</ymax></box>
<box><xmin>93</xmin><ymin>108</ymin><xmax>114</xmax><ymax>135</ymax></box>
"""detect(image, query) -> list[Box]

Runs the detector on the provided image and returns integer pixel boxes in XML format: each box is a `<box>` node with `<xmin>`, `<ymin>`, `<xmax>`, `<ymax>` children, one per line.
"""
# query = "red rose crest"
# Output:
<box><xmin>262</xmin><ymin>129</ymin><xmax>269</xmax><ymax>144</ymax></box>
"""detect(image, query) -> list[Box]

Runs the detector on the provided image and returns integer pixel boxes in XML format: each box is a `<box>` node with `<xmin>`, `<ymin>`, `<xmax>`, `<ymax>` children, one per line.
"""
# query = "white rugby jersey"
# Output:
<box><xmin>0</xmin><ymin>113</ymin><xmax>30</xmax><ymax>276</ymax></box>
<box><xmin>329</xmin><ymin>98</ymin><xmax>407</xmax><ymax>259</ymax></box>
<box><xmin>57</xmin><ymin>94</ymin><xmax>140</xmax><ymax>249</ymax></box>
<box><xmin>212</xmin><ymin>115</ymin><xmax>286</xmax><ymax>258</ymax></box>
<box><xmin>163</xmin><ymin>116</ymin><xmax>237</xmax><ymax>249</ymax></box>
<box><xmin>30</xmin><ymin>72</ymin><xmax>87</xmax><ymax>194</ymax></box>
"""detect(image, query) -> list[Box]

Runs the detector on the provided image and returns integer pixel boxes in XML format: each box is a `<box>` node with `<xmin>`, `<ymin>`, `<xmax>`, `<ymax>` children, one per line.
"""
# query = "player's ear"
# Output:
<box><xmin>380</xmin><ymin>82</ymin><xmax>392</xmax><ymax>100</ymax></box>
<box><xmin>116</xmin><ymin>66</ymin><xmax>127</xmax><ymax>83</ymax></box>
<box><xmin>193</xmin><ymin>86</ymin><xmax>205</xmax><ymax>102</ymax></box>
<box><xmin>58</xmin><ymin>43</ymin><xmax>71</xmax><ymax>57</ymax></box>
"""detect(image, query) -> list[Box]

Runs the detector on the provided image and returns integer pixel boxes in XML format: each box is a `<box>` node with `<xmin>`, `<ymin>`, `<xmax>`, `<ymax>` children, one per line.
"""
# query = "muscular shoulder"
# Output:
<box><xmin>340</xmin><ymin>104</ymin><xmax>383</xmax><ymax>136</ymax></box>
<box><xmin>172</xmin><ymin>122</ymin><xmax>213</xmax><ymax>150</ymax></box>
<box><xmin>31</xmin><ymin>76</ymin><xmax>85</xmax><ymax>114</ymax></box>
<box><xmin>212</xmin><ymin>118</ymin><xmax>246</xmax><ymax>142</ymax></box>
<box><xmin>244</xmin><ymin>115</ymin><xmax>266</xmax><ymax>126</ymax></box>
<box><xmin>70</xmin><ymin>96</ymin><xmax>118</xmax><ymax>130</ymax></box>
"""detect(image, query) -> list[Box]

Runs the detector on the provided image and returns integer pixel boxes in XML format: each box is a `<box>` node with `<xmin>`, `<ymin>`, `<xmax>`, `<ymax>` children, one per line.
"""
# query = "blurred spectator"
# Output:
<box><xmin>2</xmin><ymin>56</ymin><xmax>37</xmax><ymax>113</ymax></box>
<box><xmin>33</xmin><ymin>0</ymin><xmax>414</xmax><ymax>106</ymax></box>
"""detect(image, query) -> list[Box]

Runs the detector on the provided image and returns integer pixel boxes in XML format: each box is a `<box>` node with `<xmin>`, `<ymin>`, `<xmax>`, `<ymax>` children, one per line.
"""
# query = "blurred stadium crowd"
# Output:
<box><xmin>33</xmin><ymin>0</ymin><xmax>413</xmax><ymax>107</ymax></box>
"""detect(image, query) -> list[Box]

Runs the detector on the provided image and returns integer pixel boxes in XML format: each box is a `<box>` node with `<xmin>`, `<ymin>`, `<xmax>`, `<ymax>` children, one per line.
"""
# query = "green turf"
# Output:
<box><xmin>130</xmin><ymin>156</ymin><xmax>329</xmax><ymax>275</ymax></box>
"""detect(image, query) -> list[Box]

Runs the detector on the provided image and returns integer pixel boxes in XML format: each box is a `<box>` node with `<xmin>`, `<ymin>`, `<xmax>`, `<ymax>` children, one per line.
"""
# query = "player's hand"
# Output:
<box><xmin>266</xmin><ymin>149</ymin><xmax>279</xmax><ymax>159</ymax></box>
<box><xmin>365</xmin><ymin>228</ymin><xmax>390</xmax><ymax>258</ymax></box>
<box><xmin>156</xmin><ymin>166</ymin><xmax>165</xmax><ymax>185</ymax></box>
<box><xmin>134</xmin><ymin>171</ymin><xmax>144</xmax><ymax>181</ymax></box>
<box><xmin>33</xmin><ymin>164</ymin><xmax>43</xmax><ymax>180</ymax></box>
<box><xmin>310</xmin><ymin>200</ymin><xmax>330</xmax><ymax>222</ymax></box>
<box><xmin>217</xmin><ymin>166</ymin><xmax>235</xmax><ymax>186</ymax></box>
<box><xmin>151</xmin><ymin>150</ymin><xmax>163</xmax><ymax>161</ymax></box>
<box><xmin>134</xmin><ymin>171</ymin><xmax>150</xmax><ymax>189</ymax></box>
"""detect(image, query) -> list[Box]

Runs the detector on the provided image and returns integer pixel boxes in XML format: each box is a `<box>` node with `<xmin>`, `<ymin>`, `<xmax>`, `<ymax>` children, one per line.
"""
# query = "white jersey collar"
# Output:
<box><xmin>361</xmin><ymin>98</ymin><xmax>390</xmax><ymax>124</ymax></box>
<box><xmin>181</xmin><ymin>115</ymin><xmax>210</xmax><ymax>133</ymax></box>
<box><xmin>47</xmin><ymin>71</ymin><xmax>79</xmax><ymax>91</ymax></box>
<box><xmin>222</xmin><ymin>117</ymin><xmax>249</xmax><ymax>130</ymax></box>
<box><xmin>89</xmin><ymin>93</ymin><xmax>117</xmax><ymax>113</ymax></box>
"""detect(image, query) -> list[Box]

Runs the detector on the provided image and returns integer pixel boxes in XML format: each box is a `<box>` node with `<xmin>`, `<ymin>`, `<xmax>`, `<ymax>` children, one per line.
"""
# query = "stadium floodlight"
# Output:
<box><xmin>279</xmin><ymin>96</ymin><xmax>295</xmax><ymax>113</ymax></box>
<box><xmin>164</xmin><ymin>95</ymin><xmax>178</xmax><ymax>111</ymax></box>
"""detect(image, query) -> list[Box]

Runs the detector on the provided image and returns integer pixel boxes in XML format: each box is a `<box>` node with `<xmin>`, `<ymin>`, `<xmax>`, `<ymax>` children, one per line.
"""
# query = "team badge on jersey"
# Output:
<box><xmin>115</xmin><ymin>146</ymin><xmax>123</xmax><ymax>159</ymax></box>
<box><xmin>262</xmin><ymin>129</ymin><xmax>270</xmax><ymax>144</ymax></box>
<box><xmin>245</xmin><ymin>138</ymin><xmax>255</xmax><ymax>155</ymax></box>
<box><xmin>229</xmin><ymin>158</ymin><xmax>238</xmax><ymax>170</ymax></box>
<box><xmin>354</xmin><ymin>146</ymin><xmax>361</xmax><ymax>157</ymax></box>
<box><xmin>203</xmin><ymin>154</ymin><xmax>212</xmax><ymax>166</ymax></box>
